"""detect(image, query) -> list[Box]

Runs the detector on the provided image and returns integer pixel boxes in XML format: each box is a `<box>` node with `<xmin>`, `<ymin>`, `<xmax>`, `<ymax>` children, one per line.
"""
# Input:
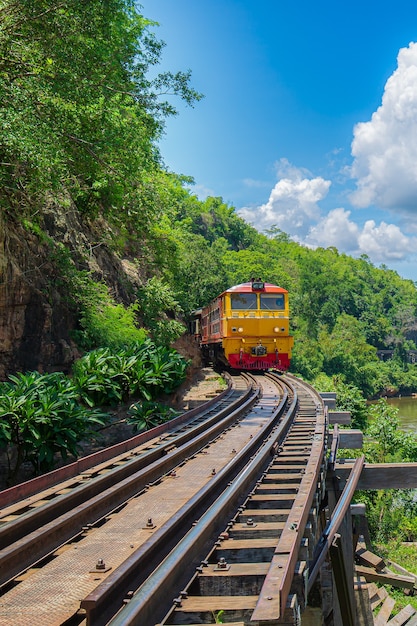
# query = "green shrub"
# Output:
<box><xmin>127</xmin><ymin>401</ymin><xmax>179</xmax><ymax>432</ymax></box>
<box><xmin>0</xmin><ymin>371</ymin><xmax>107</xmax><ymax>482</ymax></box>
<box><xmin>72</xmin><ymin>340</ymin><xmax>189</xmax><ymax>407</ymax></box>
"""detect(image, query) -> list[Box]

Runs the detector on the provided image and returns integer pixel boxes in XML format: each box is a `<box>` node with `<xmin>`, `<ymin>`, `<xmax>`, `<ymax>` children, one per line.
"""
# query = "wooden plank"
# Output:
<box><xmin>200</xmin><ymin>563</ymin><xmax>269</xmax><ymax>577</ymax></box>
<box><xmin>356</xmin><ymin>565</ymin><xmax>415</xmax><ymax>589</ymax></box>
<box><xmin>176</xmin><ymin>596</ymin><xmax>258</xmax><ymax>610</ymax></box>
<box><xmin>365</xmin><ymin>582</ymin><xmax>378</xmax><ymax>599</ymax></box>
<box><xmin>371</xmin><ymin>587</ymin><xmax>388</xmax><ymax>610</ymax></box>
<box><xmin>333</xmin><ymin>463</ymin><xmax>417</xmax><ymax>490</ymax></box>
<box><xmin>374</xmin><ymin>596</ymin><xmax>396</xmax><ymax>625</ymax></box>
<box><xmin>387</xmin><ymin>560</ymin><xmax>417</xmax><ymax>584</ymax></box>
<box><xmin>328</xmin><ymin>411</ymin><xmax>351</xmax><ymax>424</ymax></box>
<box><xmin>328</xmin><ymin>429</ymin><xmax>363</xmax><ymax>449</ymax></box>
<box><xmin>356</xmin><ymin>547</ymin><xmax>386</xmax><ymax>572</ymax></box>
<box><xmin>386</xmin><ymin>604</ymin><xmax>416</xmax><ymax>625</ymax></box>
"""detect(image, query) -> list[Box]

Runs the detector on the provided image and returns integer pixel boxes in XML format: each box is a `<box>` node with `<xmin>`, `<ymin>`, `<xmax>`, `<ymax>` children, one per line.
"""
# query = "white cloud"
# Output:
<box><xmin>357</xmin><ymin>220</ymin><xmax>416</xmax><ymax>261</ymax></box>
<box><xmin>350</xmin><ymin>41</ymin><xmax>417</xmax><ymax>213</ymax></box>
<box><xmin>239</xmin><ymin>161</ymin><xmax>417</xmax><ymax>264</ymax></box>
<box><xmin>306</xmin><ymin>213</ymin><xmax>417</xmax><ymax>261</ymax></box>
<box><xmin>305</xmin><ymin>208</ymin><xmax>359</xmax><ymax>251</ymax></box>
<box><xmin>239</xmin><ymin>160</ymin><xmax>331</xmax><ymax>239</ymax></box>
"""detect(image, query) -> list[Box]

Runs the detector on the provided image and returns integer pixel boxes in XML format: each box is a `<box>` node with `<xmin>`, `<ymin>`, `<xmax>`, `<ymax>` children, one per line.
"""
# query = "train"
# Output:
<box><xmin>191</xmin><ymin>279</ymin><xmax>294</xmax><ymax>371</ymax></box>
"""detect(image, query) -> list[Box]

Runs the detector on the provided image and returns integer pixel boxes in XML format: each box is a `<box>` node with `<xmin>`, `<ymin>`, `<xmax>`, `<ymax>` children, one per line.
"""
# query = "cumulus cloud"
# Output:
<box><xmin>239</xmin><ymin>160</ymin><xmax>417</xmax><ymax>263</ymax></box>
<box><xmin>350</xmin><ymin>41</ymin><xmax>417</xmax><ymax>213</ymax></box>
<box><xmin>305</xmin><ymin>208</ymin><xmax>359</xmax><ymax>251</ymax></box>
<box><xmin>306</xmin><ymin>211</ymin><xmax>417</xmax><ymax>261</ymax></box>
<box><xmin>239</xmin><ymin>159</ymin><xmax>331</xmax><ymax>239</ymax></box>
<box><xmin>357</xmin><ymin>220</ymin><xmax>416</xmax><ymax>261</ymax></box>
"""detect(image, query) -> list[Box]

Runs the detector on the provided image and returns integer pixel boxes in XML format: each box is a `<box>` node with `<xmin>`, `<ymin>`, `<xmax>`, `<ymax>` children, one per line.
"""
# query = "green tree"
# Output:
<box><xmin>0</xmin><ymin>0</ymin><xmax>202</xmax><ymax>222</ymax></box>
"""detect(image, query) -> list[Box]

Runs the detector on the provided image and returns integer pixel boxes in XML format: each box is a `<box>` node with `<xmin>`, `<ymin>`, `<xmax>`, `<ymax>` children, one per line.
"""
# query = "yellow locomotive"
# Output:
<box><xmin>192</xmin><ymin>279</ymin><xmax>293</xmax><ymax>371</ymax></box>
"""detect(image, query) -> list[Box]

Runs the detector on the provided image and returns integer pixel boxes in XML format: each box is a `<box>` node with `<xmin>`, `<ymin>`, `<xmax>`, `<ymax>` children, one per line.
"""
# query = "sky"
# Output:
<box><xmin>139</xmin><ymin>0</ymin><xmax>417</xmax><ymax>282</ymax></box>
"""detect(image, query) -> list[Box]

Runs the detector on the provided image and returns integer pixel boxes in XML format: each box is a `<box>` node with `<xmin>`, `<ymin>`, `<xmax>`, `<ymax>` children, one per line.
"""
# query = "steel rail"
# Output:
<box><xmin>0</xmin><ymin>375</ymin><xmax>245</xmax><ymax>516</ymax></box>
<box><xmin>0</xmin><ymin>377</ymin><xmax>261</xmax><ymax>588</ymax></box>
<box><xmin>0</xmin><ymin>376</ymin><xmax>237</xmax><ymax>509</ymax></box>
<box><xmin>307</xmin><ymin>454</ymin><xmax>365</xmax><ymax>593</ymax></box>
<box><xmin>251</xmin><ymin>379</ymin><xmax>326</xmax><ymax>622</ymax></box>
<box><xmin>105</xmin><ymin>377</ymin><xmax>299</xmax><ymax>626</ymax></box>
<box><xmin>80</xmin><ymin>378</ymin><xmax>290</xmax><ymax>626</ymax></box>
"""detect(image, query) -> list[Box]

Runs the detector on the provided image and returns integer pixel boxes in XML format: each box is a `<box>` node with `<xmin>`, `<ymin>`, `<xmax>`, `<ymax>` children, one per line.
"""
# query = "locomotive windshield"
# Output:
<box><xmin>260</xmin><ymin>294</ymin><xmax>285</xmax><ymax>310</ymax></box>
<box><xmin>230</xmin><ymin>293</ymin><xmax>257</xmax><ymax>309</ymax></box>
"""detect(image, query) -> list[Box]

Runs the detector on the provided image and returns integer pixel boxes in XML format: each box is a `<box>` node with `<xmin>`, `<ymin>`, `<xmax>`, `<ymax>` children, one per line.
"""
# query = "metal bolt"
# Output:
<box><xmin>95</xmin><ymin>558</ymin><xmax>106</xmax><ymax>570</ymax></box>
<box><xmin>211</xmin><ymin>468</ymin><xmax>216</xmax><ymax>475</ymax></box>
<box><xmin>246</xmin><ymin>518</ymin><xmax>254</xmax><ymax>526</ymax></box>
<box><xmin>146</xmin><ymin>518</ymin><xmax>154</xmax><ymax>528</ymax></box>
<box><xmin>217</xmin><ymin>557</ymin><xmax>228</xmax><ymax>569</ymax></box>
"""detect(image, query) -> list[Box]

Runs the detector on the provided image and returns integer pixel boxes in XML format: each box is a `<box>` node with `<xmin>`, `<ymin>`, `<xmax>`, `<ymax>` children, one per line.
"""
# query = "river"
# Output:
<box><xmin>386</xmin><ymin>396</ymin><xmax>417</xmax><ymax>434</ymax></box>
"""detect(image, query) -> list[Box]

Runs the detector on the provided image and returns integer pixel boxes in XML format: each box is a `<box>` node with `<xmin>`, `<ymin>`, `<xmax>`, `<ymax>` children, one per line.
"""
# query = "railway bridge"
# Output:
<box><xmin>0</xmin><ymin>371</ymin><xmax>417</xmax><ymax>626</ymax></box>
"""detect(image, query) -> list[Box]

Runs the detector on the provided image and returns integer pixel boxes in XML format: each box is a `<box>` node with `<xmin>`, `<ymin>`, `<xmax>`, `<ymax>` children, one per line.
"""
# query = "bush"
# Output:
<box><xmin>127</xmin><ymin>401</ymin><xmax>179</xmax><ymax>432</ymax></box>
<box><xmin>0</xmin><ymin>371</ymin><xmax>107</xmax><ymax>482</ymax></box>
<box><xmin>72</xmin><ymin>340</ymin><xmax>190</xmax><ymax>407</ymax></box>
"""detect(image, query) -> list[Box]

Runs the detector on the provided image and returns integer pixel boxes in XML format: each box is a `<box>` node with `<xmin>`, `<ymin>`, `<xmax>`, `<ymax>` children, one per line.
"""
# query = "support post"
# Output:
<box><xmin>329</xmin><ymin>533</ymin><xmax>356</xmax><ymax>626</ymax></box>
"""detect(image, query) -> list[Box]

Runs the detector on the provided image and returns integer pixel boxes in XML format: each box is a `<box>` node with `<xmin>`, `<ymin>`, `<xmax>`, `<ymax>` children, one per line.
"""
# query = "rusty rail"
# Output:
<box><xmin>106</xmin><ymin>376</ymin><xmax>299</xmax><ymax>626</ymax></box>
<box><xmin>307</xmin><ymin>454</ymin><xmax>365</xmax><ymax>593</ymax></box>
<box><xmin>0</xmin><ymin>377</ymin><xmax>259</xmax><ymax>587</ymax></box>
<box><xmin>0</xmin><ymin>379</ymin><xmax>237</xmax><ymax>508</ymax></box>
<box><xmin>99</xmin><ymin>375</ymin><xmax>327</xmax><ymax>626</ymax></box>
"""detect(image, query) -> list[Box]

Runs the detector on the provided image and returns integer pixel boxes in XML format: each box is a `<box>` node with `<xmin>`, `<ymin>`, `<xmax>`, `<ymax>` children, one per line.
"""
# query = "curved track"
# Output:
<box><xmin>0</xmin><ymin>372</ymin><xmax>327</xmax><ymax>626</ymax></box>
<box><xmin>109</xmin><ymin>372</ymin><xmax>327</xmax><ymax>626</ymax></box>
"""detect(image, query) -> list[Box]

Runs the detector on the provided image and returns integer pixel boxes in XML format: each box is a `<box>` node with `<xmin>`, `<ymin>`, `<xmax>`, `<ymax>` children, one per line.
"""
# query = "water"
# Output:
<box><xmin>386</xmin><ymin>396</ymin><xmax>417</xmax><ymax>434</ymax></box>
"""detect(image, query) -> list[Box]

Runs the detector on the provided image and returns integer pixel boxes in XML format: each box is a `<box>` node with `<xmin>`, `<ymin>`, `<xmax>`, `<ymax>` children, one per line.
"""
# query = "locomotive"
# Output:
<box><xmin>192</xmin><ymin>279</ymin><xmax>294</xmax><ymax>371</ymax></box>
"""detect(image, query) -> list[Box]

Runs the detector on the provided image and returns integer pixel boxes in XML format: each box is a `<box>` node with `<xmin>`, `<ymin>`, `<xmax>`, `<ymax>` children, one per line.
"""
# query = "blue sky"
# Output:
<box><xmin>140</xmin><ymin>1</ymin><xmax>417</xmax><ymax>281</ymax></box>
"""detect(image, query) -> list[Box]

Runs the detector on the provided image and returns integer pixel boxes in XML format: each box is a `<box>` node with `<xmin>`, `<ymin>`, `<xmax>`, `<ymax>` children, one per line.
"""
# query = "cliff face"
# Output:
<box><xmin>0</xmin><ymin>206</ymin><xmax>141</xmax><ymax>380</ymax></box>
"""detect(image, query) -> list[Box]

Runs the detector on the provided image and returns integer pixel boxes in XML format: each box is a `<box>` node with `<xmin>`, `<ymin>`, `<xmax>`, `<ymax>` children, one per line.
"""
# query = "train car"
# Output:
<box><xmin>192</xmin><ymin>279</ymin><xmax>294</xmax><ymax>371</ymax></box>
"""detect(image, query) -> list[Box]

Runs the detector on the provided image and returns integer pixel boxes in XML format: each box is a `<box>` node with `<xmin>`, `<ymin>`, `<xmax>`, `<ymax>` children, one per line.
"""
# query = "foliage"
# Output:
<box><xmin>72</xmin><ymin>340</ymin><xmax>189</xmax><ymax>407</ymax></box>
<box><xmin>358</xmin><ymin>489</ymin><xmax>417</xmax><ymax>544</ymax></box>
<box><xmin>50</xmin><ymin>243</ymin><xmax>147</xmax><ymax>350</ymax></box>
<box><xmin>137</xmin><ymin>277</ymin><xmax>186</xmax><ymax>345</ymax></box>
<box><xmin>354</xmin><ymin>400</ymin><xmax>417</xmax><ymax>546</ymax></box>
<box><xmin>0</xmin><ymin>371</ymin><xmax>107</xmax><ymax>482</ymax></box>
<box><xmin>127</xmin><ymin>401</ymin><xmax>179</xmax><ymax>432</ymax></box>
<box><xmin>365</xmin><ymin>400</ymin><xmax>417</xmax><ymax>463</ymax></box>
<box><xmin>0</xmin><ymin>0</ymin><xmax>202</xmax><ymax>222</ymax></box>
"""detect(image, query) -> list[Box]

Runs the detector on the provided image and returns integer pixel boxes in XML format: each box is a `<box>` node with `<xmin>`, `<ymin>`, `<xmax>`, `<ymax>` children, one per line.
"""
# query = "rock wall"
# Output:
<box><xmin>0</xmin><ymin>205</ymin><xmax>141</xmax><ymax>380</ymax></box>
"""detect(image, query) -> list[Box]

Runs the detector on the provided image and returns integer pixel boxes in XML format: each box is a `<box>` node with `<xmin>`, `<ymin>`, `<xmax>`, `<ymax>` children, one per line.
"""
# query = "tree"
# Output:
<box><xmin>0</xmin><ymin>1</ymin><xmax>202</xmax><ymax>223</ymax></box>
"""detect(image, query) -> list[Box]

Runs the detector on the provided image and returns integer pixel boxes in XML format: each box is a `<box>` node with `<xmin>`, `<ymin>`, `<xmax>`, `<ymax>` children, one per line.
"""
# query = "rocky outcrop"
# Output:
<box><xmin>0</xmin><ymin>204</ymin><xmax>142</xmax><ymax>380</ymax></box>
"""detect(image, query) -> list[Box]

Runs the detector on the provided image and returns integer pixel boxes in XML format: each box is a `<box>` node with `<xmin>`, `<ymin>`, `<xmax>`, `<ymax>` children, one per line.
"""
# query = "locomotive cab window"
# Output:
<box><xmin>230</xmin><ymin>293</ymin><xmax>257</xmax><ymax>310</ymax></box>
<box><xmin>260</xmin><ymin>294</ymin><xmax>285</xmax><ymax>310</ymax></box>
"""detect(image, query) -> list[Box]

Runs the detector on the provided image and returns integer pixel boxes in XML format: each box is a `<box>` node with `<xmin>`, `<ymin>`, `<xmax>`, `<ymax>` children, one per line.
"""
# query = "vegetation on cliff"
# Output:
<box><xmin>1</xmin><ymin>0</ymin><xmax>416</xmax><ymax>398</ymax></box>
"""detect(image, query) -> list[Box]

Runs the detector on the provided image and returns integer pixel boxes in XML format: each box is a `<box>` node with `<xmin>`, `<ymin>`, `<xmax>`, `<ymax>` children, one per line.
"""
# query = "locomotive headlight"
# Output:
<box><xmin>238</xmin><ymin>327</ymin><xmax>244</xmax><ymax>333</ymax></box>
<box><xmin>274</xmin><ymin>326</ymin><xmax>280</xmax><ymax>333</ymax></box>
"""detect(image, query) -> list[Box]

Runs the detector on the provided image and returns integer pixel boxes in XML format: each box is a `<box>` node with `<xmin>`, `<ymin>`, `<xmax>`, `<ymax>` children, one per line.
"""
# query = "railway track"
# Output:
<box><xmin>0</xmin><ymin>372</ymin><xmax>327</xmax><ymax>626</ymax></box>
<box><xmin>108</xmin><ymin>373</ymin><xmax>326</xmax><ymax>626</ymax></box>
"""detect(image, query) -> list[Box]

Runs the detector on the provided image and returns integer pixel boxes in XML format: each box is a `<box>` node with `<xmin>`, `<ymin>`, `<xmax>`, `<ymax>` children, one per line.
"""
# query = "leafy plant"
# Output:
<box><xmin>72</xmin><ymin>341</ymin><xmax>189</xmax><ymax>407</ymax></box>
<box><xmin>137</xmin><ymin>277</ymin><xmax>186</xmax><ymax>346</ymax></box>
<box><xmin>0</xmin><ymin>372</ymin><xmax>108</xmax><ymax>483</ymax></box>
<box><xmin>127</xmin><ymin>401</ymin><xmax>179</xmax><ymax>432</ymax></box>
